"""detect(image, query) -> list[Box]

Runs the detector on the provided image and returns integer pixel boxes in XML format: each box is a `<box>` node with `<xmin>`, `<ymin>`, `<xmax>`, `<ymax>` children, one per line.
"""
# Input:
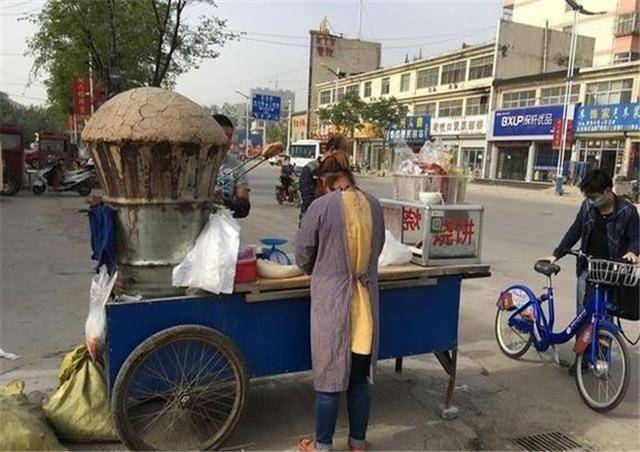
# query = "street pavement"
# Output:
<box><xmin>1</xmin><ymin>165</ymin><xmax>638</xmax><ymax>450</ymax></box>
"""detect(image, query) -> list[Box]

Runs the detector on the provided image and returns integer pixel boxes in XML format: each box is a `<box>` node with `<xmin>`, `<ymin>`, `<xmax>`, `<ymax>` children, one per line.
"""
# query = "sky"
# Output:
<box><xmin>0</xmin><ymin>0</ymin><xmax>503</xmax><ymax>111</ymax></box>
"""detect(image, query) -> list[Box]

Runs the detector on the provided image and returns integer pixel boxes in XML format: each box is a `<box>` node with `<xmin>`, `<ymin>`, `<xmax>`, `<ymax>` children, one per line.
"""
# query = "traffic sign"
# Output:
<box><xmin>251</xmin><ymin>93</ymin><xmax>282</xmax><ymax>122</ymax></box>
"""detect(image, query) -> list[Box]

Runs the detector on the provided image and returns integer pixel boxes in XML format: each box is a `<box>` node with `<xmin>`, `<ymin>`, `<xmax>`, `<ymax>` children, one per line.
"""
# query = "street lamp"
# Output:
<box><xmin>555</xmin><ymin>0</ymin><xmax>607</xmax><ymax>195</ymax></box>
<box><xmin>235</xmin><ymin>90</ymin><xmax>251</xmax><ymax>150</ymax></box>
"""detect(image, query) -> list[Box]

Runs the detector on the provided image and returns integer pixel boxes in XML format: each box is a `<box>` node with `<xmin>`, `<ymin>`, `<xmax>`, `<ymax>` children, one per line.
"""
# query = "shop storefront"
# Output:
<box><xmin>574</xmin><ymin>102</ymin><xmax>640</xmax><ymax>179</ymax></box>
<box><xmin>430</xmin><ymin>115</ymin><xmax>488</xmax><ymax>178</ymax></box>
<box><xmin>489</xmin><ymin>105</ymin><xmax>568</xmax><ymax>182</ymax></box>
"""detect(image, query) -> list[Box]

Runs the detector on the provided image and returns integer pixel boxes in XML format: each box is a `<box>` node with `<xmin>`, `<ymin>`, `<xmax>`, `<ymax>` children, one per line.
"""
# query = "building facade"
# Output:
<box><xmin>503</xmin><ymin>0</ymin><xmax>640</xmax><ymax>66</ymax></box>
<box><xmin>290</xmin><ymin>112</ymin><xmax>308</xmax><ymax>142</ymax></box>
<box><xmin>488</xmin><ymin>61</ymin><xmax>640</xmax><ymax>181</ymax></box>
<box><xmin>306</xmin><ymin>25</ymin><xmax>381</xmax><ymax>138</ymax></box>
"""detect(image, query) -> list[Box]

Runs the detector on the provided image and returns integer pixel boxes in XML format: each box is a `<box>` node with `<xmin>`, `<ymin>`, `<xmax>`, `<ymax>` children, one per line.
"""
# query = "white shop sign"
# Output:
<box><xmin>431</xmin><ymin>115</ymin><xmax>487</xmax><ymax>136</ymax></box>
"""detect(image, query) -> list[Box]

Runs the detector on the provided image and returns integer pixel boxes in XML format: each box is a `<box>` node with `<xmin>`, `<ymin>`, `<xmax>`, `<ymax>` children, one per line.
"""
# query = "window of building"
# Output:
<box><xmin>465</xmin><ymin>96</ymin><xmax>489</xmax><ymax>115</ymax></box>
<box><xmin>319</xmin><ymin>90</ymin><xmax>332</xmax><ymax>105</ymax></box>
<box><xmin>381</xmin><ymin>77</ymin><xmax>390</xmax><ymax>95</ymax></box>
<box><xmin>502</xmin><ymin>4</ymin><xmax>513</xmax><ymax>21</ymax></box>
<box><xmin>441</xmin><ymin>61</ymin><xmax>467</xmax><ymax>85</ymax></box>
<box><xmin>468</xmin><ymin>56</ymin><xmax>493</xmax><ymax>80</ymax></box>
<box><xmin>501</xmin><ymin>89</ymin><xmax>536</xmax><ymax>108</ymax></box>
<box><xmin>346</xmin><ymin>84</ymin><xmax>359</xmax><ymax>96</ymax></box>
<box><xmin>540</xmin><ymin>85</ymin><xmax>580</xmax><ymax>105</ymax></box>
<box><xmin>615</xmin><ymin>12</ymin><xmax>639</xmax><ymax>36</ymax></box>
<box><xmin>585</xmin><ymin>79</ymin><xmax>633</xmax><ymax>105</ymax></box>
<box><xmin>416</xmin><ymin>67</ymin><xmax>439</xmax><ymax>89</ymax></box>
<box><xmin>414</xmin><ymin>102</ymin><xmax>436</xmax><ymax>117</ymax></box>
<box><xmin>614</xmin><ymin>52</ymin><xmax>640</xmax><ymax>63</ymax></box>
<box><xmin>438</xmin><ymin>99</ymin><xmax>464</xmax><ymax>117</ymax></box>
<box><xmin>400</xmin><ymin>73</ymin><xmax>411</xmax><ymax>92</ymax></box>
<box><xmin>364</xmin><ymin>81</ymin><xmax>372</xmax><ymax>98</ymax></box>
<box><xmin>335</xmin><ymin>87</ymin><xmax>345</xmax><ymax>102</ymax></box>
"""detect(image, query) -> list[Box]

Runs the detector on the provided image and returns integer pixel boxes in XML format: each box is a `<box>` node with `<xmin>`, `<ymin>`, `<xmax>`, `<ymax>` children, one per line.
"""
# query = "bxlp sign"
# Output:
<box><xmin>500</xmin><ymin>112</ymin><xmax>553</xmax><ymax>128</ymax></box>
<box><xmin>493</xmin><ymin>105</ymin><xmax>566</xmax><ymax>137</ymax></box>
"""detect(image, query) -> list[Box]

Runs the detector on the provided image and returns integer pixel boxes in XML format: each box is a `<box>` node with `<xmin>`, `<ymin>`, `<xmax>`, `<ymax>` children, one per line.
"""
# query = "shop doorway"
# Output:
<box><xmin>461</xmin><ymin>148</ymin><xmax>484</xmax><ymax>178</ymax></box>
<box><xmin>577</xmin><ymin>139</ymin><xmax>624</xmax><ymax>178</ymax></box>
<box><xmin>496</xmin><ymin>146</ymin><xmax>528</xmax><ymax>181</ymax></box>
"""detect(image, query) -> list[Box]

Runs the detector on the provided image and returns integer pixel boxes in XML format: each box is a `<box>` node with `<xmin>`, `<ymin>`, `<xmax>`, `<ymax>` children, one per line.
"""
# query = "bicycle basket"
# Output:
<box><xmin>587</xmin><ymin>259</ymin><xmax>640</xmax><ymax>287</ymax></box>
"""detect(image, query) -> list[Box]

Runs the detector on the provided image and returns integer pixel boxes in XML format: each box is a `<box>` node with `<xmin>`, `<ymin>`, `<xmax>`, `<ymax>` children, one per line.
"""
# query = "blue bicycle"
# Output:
<box><xmin>495</xmin><ymin>250</ymin><xmax>638</xmax><ymax>412</ymax></box>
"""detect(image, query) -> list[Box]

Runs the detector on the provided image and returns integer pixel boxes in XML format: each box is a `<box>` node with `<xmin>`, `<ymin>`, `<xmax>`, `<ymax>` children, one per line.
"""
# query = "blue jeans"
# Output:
<box><xmin>315</xmin><ymin>354</ymin><xmax>371</xmax><ymax>450</ymax></box>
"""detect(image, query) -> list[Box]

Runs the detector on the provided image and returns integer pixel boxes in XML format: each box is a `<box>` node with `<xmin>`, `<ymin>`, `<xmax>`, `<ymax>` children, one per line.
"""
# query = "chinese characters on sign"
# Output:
<box><xmin>431</xmin><ymin>219</ymin><xmax>475</xmax><ymax>246</ymax></box>
<box><xmin>430</xmin><ymin>115</ymin><xmax>487</xmax><ymax>136</ymax></box>
<box><xmin>493</xmin><ymin>105</ymin><xmax>566</xmax><ymax>137</ymax></box>
<box><xmin>402</xmin><ymin>208</ymin><xmax>422</xmax><ymax>232</ymax></box>
<box><xmin>72</xmin><ymin>76</ymin><xmax>91</xmax><ymax>116</ymax></box>
<box><xmin>251</xmin><ymin>94</ymin><xmax>282</xmax><ymax>122</ymax></box>
<box><xmin>574</xmin><ymin>102</ymin><xmax>640</xmax><ymax>133</ymax></box>
<box><xmin>551</xmin><ymin>118</ymin><xmax>574</xmax><ymax>149</ymax></box>
<box><xmin>386</xmin><ymin>115</ymin><xmax>431</xmax><ymax>146</ymax></box>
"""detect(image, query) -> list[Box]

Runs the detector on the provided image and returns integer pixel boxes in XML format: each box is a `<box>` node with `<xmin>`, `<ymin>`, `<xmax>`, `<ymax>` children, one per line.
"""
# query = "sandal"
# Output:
<box><xmin>298</xmin><ymin>437</ymin><xmax>316</xmax><ymax>452</ymax></box>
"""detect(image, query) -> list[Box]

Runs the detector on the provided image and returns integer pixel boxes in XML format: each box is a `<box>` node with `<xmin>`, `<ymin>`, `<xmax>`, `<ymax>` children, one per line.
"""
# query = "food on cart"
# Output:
<box><xmin>257</xmin><ymin>258</ymin><xmax>303</xmax><ymax>279</ymax></box>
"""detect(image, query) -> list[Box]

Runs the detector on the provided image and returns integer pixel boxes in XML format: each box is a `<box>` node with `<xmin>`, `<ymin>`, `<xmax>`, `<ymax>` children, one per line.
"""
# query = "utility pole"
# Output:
<box><xmin>357</xmin><ymin>0</ymin><xmax>364</xmax><ymax>40</ymax></box>
<box><xmin>88</xmin><ymin>53</ymin><xmax>95</xmax><ymax>114</ymax></box>
<box><xmin>556</xmin><ymin>0</ymin><xmax>606</xmax><ymax>195</ymax></box>
<box><xmin>235</xmin><ymin>90</ymin><xmax>251</xmax><ymax>151</ymax></box>
<box><xmin>286</xmin><ymin>99</ymin><xmax>293</xmax><ymax>153</ymax></box>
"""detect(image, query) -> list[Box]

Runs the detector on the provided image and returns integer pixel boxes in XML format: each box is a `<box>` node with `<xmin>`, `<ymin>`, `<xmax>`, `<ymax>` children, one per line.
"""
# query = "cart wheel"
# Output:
<box><xmin>112</xmin><ymin>325</ymin><xmax>248</xmax><ymax>451</ymax></box>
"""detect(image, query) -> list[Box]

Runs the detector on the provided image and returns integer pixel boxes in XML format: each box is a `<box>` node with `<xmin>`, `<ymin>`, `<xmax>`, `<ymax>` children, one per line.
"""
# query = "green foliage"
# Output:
<box><xmin>266</xmin><ymin>121</ymin><xmax>288</xmax><ymax>145</ymax></box>
<box><xmin>363</xmin><ymin>96</ymin><xmax>408</xmax><ymax>139</ymax></box>
<box><xmin>318</xmin><ymin>92</ymin><xmax>407</xmax><ymax>139</ymax></box>
<box><xmin>317</xmin><ymin>91</ymin><xmax>367</xmax><ymax>136</ymax></box>
<box><xmin>0</xmin><ymin>92</ymin><xmax>64</xmax><ymax>144</ymax></box>
<box><xmin>26</xmin><ymin>0</ymin><xmax>239</xmax><ymax>115</ymax></box>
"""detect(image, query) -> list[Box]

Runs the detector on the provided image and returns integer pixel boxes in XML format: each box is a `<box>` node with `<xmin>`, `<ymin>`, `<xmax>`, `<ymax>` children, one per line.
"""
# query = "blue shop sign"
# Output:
<box><xmin>251</xmin><ymin>93</ymin><xmax>282</xmax><ymax>122</ymax></box>
<box><xmin>386</xmin><ymin>115</ymin><xmax>431</xmax><ymax>146</ymax></box>
<box><xmin>575</xmin><ymin>102</ymin><xmax>640</xmax><ymax>133</ymax></box>
<box><xmin>493</xmin><ymin>105</ymin><xmax>565</xmax><ymax>137</ymax></box>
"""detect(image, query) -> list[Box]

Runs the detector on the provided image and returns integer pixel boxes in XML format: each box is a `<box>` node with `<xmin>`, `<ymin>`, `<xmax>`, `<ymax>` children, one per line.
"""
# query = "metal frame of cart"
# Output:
<box><xmin>106</xmin><ymin>264</ymin><xmax>490</xmax><ymax>450</ymax></box>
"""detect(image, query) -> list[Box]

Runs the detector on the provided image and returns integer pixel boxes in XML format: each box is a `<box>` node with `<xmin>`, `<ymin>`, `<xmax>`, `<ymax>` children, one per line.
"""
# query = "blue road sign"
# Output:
<box><xmin>251</xmin><ymin>94</ymin><xmax>282</xmax><ymax>122</ymax></box>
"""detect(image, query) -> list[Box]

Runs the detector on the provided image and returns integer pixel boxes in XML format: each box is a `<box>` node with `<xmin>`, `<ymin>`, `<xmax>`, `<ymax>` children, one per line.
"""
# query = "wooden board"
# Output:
<box><xmin>235</xmin><ymin>263</ymin><xmax>490</xmax><ymax>296</ymax></box>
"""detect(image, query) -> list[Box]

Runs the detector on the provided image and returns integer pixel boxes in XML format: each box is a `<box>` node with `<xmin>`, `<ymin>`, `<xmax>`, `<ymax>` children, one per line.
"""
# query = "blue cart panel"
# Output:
<box><xmin>106</xmin><ymin>275</ymin><xmax>461</xmax><ymax>390</ymax></box>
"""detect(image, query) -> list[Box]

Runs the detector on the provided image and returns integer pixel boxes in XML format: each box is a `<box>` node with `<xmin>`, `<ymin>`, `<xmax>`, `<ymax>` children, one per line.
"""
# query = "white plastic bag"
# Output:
<box><xmin>85</xmin><ymin>267</ymin><xmax>118</xmax><ymax>360</ymax></box>
<box><xmin>172</xmin><ymin>209</ymin><xmax>241</xmax><ymax>294</ymax></box>
<box><xmin>378</xmin><ymin>230</ymin><xmax>412</xmax><ymax>267</ymax></box>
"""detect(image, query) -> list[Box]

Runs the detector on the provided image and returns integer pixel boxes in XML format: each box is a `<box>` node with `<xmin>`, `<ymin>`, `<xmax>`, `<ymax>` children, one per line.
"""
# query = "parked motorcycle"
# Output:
<box><xmin>28</xmin><ymin>158</ymin><xmax>95</xmax><ymax>196</ymax></box>
<box><xmin>275</xmin><ymin>175</ymin><xmax>300</xmax><ymax>207</ymax></box>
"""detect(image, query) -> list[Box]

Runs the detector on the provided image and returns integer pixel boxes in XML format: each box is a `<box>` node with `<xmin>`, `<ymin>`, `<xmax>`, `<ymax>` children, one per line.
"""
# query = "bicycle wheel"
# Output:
<box><xmin>112</xmin><ymin>325</ymin><xmax>248</xmax><ymax>450</ymax></box>
<box><xmin>495</xmin><ymin>309</ymin><xmax>532</xmax><ymax>359</ymax></box>
<box><xmin>575</xmin><ymin>328</ymin><xmax>629</xmax><ymax>412</ymax></box>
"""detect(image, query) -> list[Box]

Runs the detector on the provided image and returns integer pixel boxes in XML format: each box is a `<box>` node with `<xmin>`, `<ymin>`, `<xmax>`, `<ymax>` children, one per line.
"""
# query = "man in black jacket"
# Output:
<box><xmin>299</xmin><ymin>135</ymin><xmax>349</xmax><ymax>221</ymax></box>
<box><xmin>544</xmin><ymin>169</ymin><xmax>639</xmax><ymax>313</ymax></box>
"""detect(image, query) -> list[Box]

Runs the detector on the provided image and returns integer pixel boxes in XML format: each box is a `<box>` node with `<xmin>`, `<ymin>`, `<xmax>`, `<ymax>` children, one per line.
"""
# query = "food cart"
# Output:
<box><xmin>81</xmin><ymin>87</ymin><xmax>490</xmax><ymax>450</ymax></box>
<box><xmin>105</xmin><ymin>263</ymin><xmax>489</xmax><ymax>450</ymax></box>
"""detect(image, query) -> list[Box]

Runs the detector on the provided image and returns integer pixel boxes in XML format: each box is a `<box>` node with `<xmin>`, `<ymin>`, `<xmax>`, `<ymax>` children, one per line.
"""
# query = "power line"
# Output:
<box><xmin>383</xmin><ymin>28</ymin><xmax>495</xmax><ymax>50</ymax></box>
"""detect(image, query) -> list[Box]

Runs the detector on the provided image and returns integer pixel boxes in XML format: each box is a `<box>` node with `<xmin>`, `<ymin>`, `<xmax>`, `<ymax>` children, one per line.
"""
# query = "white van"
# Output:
<box><xmin>288</xmin><ymin>139</ymin><xmax>323</xmax><ymax>169</ymax></box>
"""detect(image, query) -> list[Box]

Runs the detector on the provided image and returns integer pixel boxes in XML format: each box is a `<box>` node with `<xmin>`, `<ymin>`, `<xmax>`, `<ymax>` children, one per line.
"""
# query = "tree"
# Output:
<box><xmin>363</xmin><ymin>96</ymin><xmax>408</xmax><ymax>141</ymax></box>
<box><xmin>205</xmin><ymin>102</ymin><xmax>249</xmax><ymax>143</ymax></box>
<box><xmin>0</xmin><ymin>92</ymin><xmax>64</xmax><ymax>145</ymax></box>
<box><xmin>26</xmin><ymin>0</ymin><xmax>239</xmax><ymax>114</ymax></box>
<box><xmin>266</xmin><ymin>121</ymin><xmax>288</xmax><ymax>145</ymax></box>
<box><xmin>317</xmin><ymin>92</ymin><xmax>367</xmax><ymax>137</ymax></box>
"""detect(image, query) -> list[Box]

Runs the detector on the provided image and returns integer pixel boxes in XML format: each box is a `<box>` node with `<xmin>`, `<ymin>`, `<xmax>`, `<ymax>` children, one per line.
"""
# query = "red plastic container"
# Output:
<box><xmin>235</xmin><ymin>247</ymin><xmax>258</xmax><ymax>283</ymax></box>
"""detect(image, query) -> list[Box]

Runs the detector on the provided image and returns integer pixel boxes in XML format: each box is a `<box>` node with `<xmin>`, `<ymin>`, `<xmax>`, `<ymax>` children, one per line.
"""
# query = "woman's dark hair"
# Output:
<box><xmin>319</xmin><ymin>151</ymin><xmax>355</xmax><ymax>187</ymax></box>
<box><xmin>213</xmin><ymin>114</ymin><xmax>234</xmax><ymax>129</ymax></box>
<box><xmin>326</xmin><ymin>134</ymin><xmax>348</xmax><ymax>153</ymax></box>
<box><xmin>579</xmin><ymin>169</ymin><xmax>613</xmax><ymax>194</ymax></box>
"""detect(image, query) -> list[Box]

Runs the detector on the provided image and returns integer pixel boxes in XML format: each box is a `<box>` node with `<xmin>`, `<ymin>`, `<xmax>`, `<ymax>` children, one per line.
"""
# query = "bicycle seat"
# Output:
<box><xmin>534</xmin><ymin>260</ymin><xmax>561</xmax><ymax>277</ymax></box>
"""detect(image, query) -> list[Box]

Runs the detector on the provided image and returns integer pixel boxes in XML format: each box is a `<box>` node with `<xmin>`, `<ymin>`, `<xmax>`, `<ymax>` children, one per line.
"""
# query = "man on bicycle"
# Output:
<box><xmin>545</xmin><ymin>169</ymin><xmax>639</xmax><ymax>315</ymax></box>
<box><xmin>280</xmin><ymin>155</ymin><xmax>296</xmax><ymax>194</ymax></box>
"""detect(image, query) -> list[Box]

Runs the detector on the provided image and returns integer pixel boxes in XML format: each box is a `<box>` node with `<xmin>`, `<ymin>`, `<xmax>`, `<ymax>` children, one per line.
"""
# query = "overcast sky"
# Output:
<box><xmin>1</xmin><ymin>0</ymin><xmax>502</xmax><ymax>111</ymax></box>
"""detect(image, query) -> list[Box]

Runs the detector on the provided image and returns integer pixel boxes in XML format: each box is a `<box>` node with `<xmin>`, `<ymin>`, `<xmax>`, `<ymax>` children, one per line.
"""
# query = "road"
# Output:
<box><xmin>1</xmin><ymin>165</ymin><xmax>638</xmax><ymax>450</ymax></box>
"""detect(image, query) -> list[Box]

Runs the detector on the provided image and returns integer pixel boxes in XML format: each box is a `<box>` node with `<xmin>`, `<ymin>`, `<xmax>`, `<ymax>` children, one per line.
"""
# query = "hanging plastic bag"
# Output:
<box><xmin>172</xmin><ymin>209</ymin><xmax>241</xmax><ymax>294</ymax></box>
<box><xmin>43</xmin><ymin>345</ymin><xmax>118</xmax><ymax>442</ymax></box>
<box><xmin>379</xmin><ymin>230</ymin><xmax>413</xmax><ymax>267</ymax></box>
<box><xmin>85</xmin><ymin>267</ymin><xmax>118</xmax><ymax>361</ymax></box>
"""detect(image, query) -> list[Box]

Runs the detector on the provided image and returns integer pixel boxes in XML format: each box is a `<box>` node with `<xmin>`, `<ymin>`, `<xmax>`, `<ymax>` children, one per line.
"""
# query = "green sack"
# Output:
<box><xmin>43</xmin><ymin>345</ymin><xmax>119</xmax><ymax>442</ymax></box>
<box><xmin>0</xmin><ymin>380</ymin><xmax>66</xmax><ymax>451</ymax></box>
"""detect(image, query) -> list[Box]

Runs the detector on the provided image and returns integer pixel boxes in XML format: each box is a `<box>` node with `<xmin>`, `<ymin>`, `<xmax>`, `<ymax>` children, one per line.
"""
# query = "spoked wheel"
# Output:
<box><xmin>495</xmin><ymin>309</ymin><xmax>533</xmax><ymax>359</ymax></box>
<box><xmin>575</xmin><ymin>328</ymin><xmax>629</xmax><ymax>412</ymax></box>
<box><xmin>112</xmin><ymin>325</ymin><xmax>248</xmax><ymax>450</ymax></box>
